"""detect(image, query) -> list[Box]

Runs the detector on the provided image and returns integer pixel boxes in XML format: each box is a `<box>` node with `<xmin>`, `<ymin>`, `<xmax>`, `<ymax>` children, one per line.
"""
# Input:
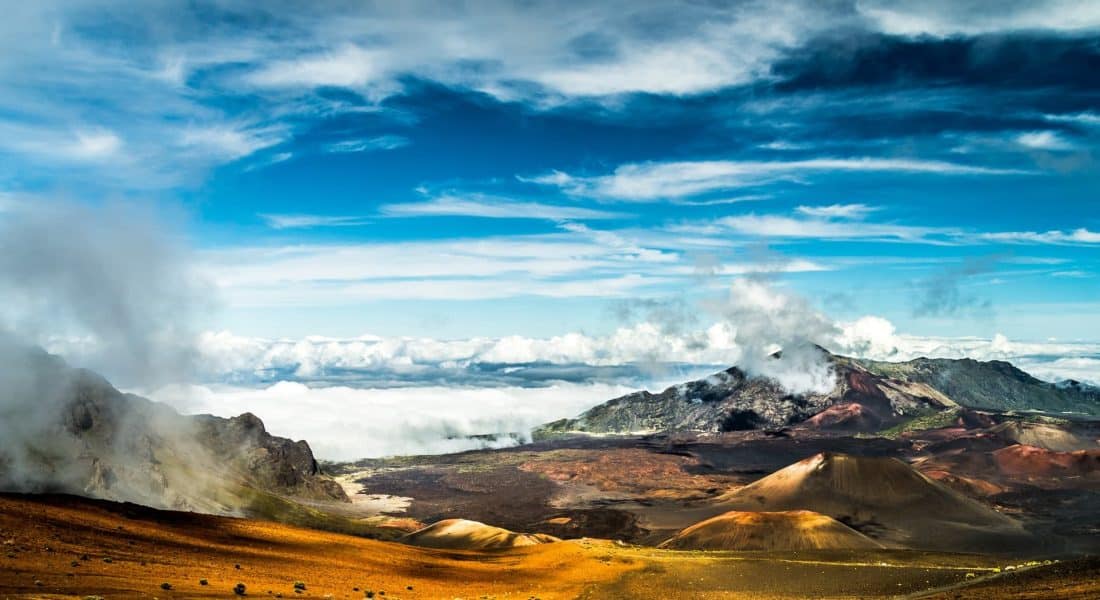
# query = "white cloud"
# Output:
<box><xmin>858</xmin><ymin>0</ymin><xmax>1100</xmax><ymax>36</ymax></box>
<box><xmin>325</xmin><ymin>135</ymin><xmax>409</xmax><ymax>153</ymax></box>
<box><xmin>795</xmin><ymin>203</ymin><xmax>878</xmax><ymax>219</ymax></box>
<box><xmin>716</xmin><ymin>214</ymin><xmax>949</xmax><ymax>243</ymax></box>
<box><xmin>0</xmin><ymin>123</ymin><xmax>123</xmax><ymax>163</ymax></box>
<box><xmin>231</xmin><ymin>2</ymin><xmax>838</xmax><ymax>100</ymax></box>
<box><xmin>1016</xmin><ymin>131</ymin><xmax>1075</xmax><ymax>151</ymax></box>
<box><xmin>67</xmin><ymin>129</ymin><xmax>123</xmax><ymax>160</ymax></box>
<box><xmin>1052</xmin><ymin>270</ymin><xmax>1093</xmax><ymax>278</ymax></box>
<box><xmin>978</xmin><ymin>228</ymin><xmax>1100</xmax><ymax>245</ymax></box>
<box><xmin>178</xmin><ymin>124</ymin><xmax>286</xmax><ymax>161</ymax></box>
<box><xmin>148</xmin><ymin>380</ymin><xmax>635</xmax><ymax>460</ymax></box>
<box><xmin>258</xmin><ymin>214</ymin><xmax>371</xmax><ymax>230</ymax></box>
<box><xmin>119</xmin><ymin>312</ymin><xmax>1100</xmax><ymax>461</ymax></box>
<box><xmin>246</xmin><ymin>45</ymin><xmax>387</xmax><ymax>90</ymax></box>
<box><xmin>534</xmin><ymin>158</ymin><xmax>1030</xmax><ymax>201</ymax></box>
<box><xmin>198</xmin><ymin>230</ymin><xmax>689</xmax><ymax>305</ymax></box>
<box><xmin>380</xmin><ymin>195</ymin><xmax>625</xmax><ymax>221</ymax></box>
<box><xmin>1046</xmin><ymin>112</ymin><xmax>1100</xmax><ymax>126</ymax></box>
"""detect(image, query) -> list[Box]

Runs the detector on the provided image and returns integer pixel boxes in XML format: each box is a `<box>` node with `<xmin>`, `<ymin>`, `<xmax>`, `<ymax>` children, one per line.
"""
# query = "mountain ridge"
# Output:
<box><xmin>533</xmin><ymin>350</ymin><xmax>1099</xmax><ymax>439</ymax></box>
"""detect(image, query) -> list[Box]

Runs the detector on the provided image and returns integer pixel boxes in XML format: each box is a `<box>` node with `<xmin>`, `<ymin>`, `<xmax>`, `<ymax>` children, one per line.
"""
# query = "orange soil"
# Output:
<box><xmin>400</xmin><ymin>519</ymin><xmax>560</xmax><ymax>550</ymax></box>
<box><xmin>659</xmin><ymin>510</ymin><xmax>883</xmax><ymax>551</ymax></box>
<box><xmin>0</xmin><ymin>494</ymin><xmax>634</xmax><ymax>599</ymax></box>
<box><xmin>992</xmin><ymin>444</ymin><xmax>1100</xmax><ymax>479</ymax></box>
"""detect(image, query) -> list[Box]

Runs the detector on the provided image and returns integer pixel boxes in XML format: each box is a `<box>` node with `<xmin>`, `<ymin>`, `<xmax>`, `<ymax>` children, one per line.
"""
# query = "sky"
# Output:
<box><xmin>1</xmin><ymin>1</ymin><xmax>1099</xmax><ymax>456</ymax></box>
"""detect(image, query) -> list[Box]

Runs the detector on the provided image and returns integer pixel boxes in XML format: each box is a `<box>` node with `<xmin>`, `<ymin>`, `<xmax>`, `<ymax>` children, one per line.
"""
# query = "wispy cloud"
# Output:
<box><xmin>715</xmin><ymin>213</ymin><xmax>951</xmax><ymax>244</ymax></box>
<box><xmin>179</xmin><ymin>124</ymin><xmax>286</xmax><ymax>161</ymax></box>
<box><xmin>533</xmin><ymin>158</ymin><xmax>1031</xmax><ymax>201</ymax></box>
<box><xmin>259</xmin><ymin>214</ymin><xmax>371</xmax><ymax>230</ymax></box>
<box><xmin>1052</xmin><ymin>270</ymin><xmax>1094</xmax><ymax>278</ymax></box>
<box><xmin>0</xmin><ymin>123</ymin><xmax>123</xmax><ymax>163</ymax></box>
<box><xmin>979</xmin><ymin>229</ymin><xmax>1100</xmax><ymax>245</ymax></box>
<box><xmin>380</xmin><ymin>195</ymin><xmax>626</xmax><ymax>221</ymax></box>
<box><xmin>796</xmin><ymin>203</ymin><xmax>878</xmax><ymax>219</ymax></box>
<box><xmin>325</xmin><ymin>135</ymin><xmax>410</xmax><ymax>153</ymax></box>
<box><xmin>246</xmin><ymin>45</ymin><xmax>386</xmax><ymax>90</ymax></box>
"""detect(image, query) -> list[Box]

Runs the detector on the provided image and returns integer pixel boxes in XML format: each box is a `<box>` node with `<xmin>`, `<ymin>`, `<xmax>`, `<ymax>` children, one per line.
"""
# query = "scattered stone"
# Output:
<box><xmin>71</xmin><ymin>560</ymin><xmax>80</xmax><ymax>567</ymax></box>
<box><xmin>161</xmin><ymin>582</ymin><xmax>173</xmax><ymax>590</ymax></box>
<box><xmin>234</xmin><ymin>582</ymin><xmax>247</xmax><ymax>596</ymax></box>
<box><xmin>103</xmin><ymin>557</ymin><xmax>113</xmax><ymax>563</ymax></box>
<box><xmin>34</xmin><ymin>580</ymin><xmax>43</xmax><ymax>586</ymax></box>
<box><xmin>200</xmin><ymin>579</ymin><xmax>209</xmax><ymax>586</ymax></box>
<box><xmin>293</xmin><ymin>581</ymin><xmax>307</xmax><ymax>591</ymax></box>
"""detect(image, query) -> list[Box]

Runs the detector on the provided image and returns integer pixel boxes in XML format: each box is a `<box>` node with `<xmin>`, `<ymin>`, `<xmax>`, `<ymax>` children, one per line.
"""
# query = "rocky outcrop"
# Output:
<box><xmin>533</xmin><ymin>350</ymin><xmax>1099</xmax><ymax>439</ymax></box>
<box><xmin>0</xmin><ymin>344</ymin><xmax>346</xmax><ymax>516</ymax></box>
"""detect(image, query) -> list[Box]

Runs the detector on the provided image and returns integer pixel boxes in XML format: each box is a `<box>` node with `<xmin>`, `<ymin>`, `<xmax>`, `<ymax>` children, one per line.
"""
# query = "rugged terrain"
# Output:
<box><xmin>534</xmin><ymin>350</ymin><xmax>1099</xmax><ymax>438</ymax></box>
<box><xmin>0</xmin><ymin>344</ymin><xmax>350</xmax><ymax>529</ymax></box>
<box><xmin>7</xmin><ymin>492</ymin><xmax>1094</xmax><ymax>600</ymax></box>
<box><xmin>3</xmin><ymin>349</ymin><xmax>1100</xmax><ymax>597</ymax></box>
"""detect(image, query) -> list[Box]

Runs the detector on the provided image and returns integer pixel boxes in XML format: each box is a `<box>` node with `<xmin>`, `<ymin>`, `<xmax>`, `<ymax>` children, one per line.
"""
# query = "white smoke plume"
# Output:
<box><xmin>0</xmin><ymin>201</ymin><xmax>210</xmax><ymax>386</ymax></box>
<box><xmin>706</xmin><ymin>277</ymin><xmax>839</xmax><ymax>393</ymax></box>
<box><xmin>0</xmin><ymin>201</ymin><xmax>215</xmax><ymax>501</ymax></box>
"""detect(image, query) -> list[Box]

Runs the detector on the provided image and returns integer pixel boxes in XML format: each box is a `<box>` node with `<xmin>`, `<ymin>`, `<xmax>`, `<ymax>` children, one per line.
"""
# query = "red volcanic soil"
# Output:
<box><xmin>922</xmin><ymin>470</ymin><xmax>1007</xmax><ymax>497</ymax></box>
<box><xmin>992</xmin><ymin>444</ymin><xmax>1100</xmax><ymax>479</ymax></box>
<box><xmin>802</xmin><ymin>402</ymin><xmax>882</xmax><ymax>430</ymax></box>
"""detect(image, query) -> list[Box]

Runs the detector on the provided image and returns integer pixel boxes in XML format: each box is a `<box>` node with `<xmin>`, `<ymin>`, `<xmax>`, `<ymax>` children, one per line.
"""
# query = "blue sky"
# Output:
<box><xmin>2</xmin><ymin>1</ymin><xmax>1099</xmax><ymax>343</ymax></box>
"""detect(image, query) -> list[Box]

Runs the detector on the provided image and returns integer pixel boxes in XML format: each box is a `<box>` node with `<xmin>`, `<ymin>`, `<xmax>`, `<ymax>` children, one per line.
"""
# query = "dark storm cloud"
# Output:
<box><xmin>773</xmin><ymin>33</ymin><xmax>1100</xmax><ymax>93</ymax></box>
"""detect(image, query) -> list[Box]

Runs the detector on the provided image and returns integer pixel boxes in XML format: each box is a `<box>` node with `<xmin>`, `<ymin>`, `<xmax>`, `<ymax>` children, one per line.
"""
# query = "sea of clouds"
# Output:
<box><xmin>121</xmin><ymin>315</ymin><xmax>1100</xmax><ymax>461</ymax></box>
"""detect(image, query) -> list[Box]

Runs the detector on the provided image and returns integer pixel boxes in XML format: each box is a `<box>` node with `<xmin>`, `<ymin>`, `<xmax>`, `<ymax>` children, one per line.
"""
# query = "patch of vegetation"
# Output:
<box><xmin>878</xmin><ymin>409</ymin><xmax>961</xmax><ymax>438</ymax></box>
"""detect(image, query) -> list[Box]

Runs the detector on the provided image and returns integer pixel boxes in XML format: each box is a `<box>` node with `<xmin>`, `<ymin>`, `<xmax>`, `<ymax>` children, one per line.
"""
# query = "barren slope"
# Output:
<box><xmin>659</xmin><ymin>510</ymin><xmax>884</xmax><ymax>551</ymax></box>
<box><xmin>709</xmin><ymin>452</ymin><xmax>1031</xmax><ymax>552</ymax></box>
<box><xmin>400</xmin><ymin>518</ymin><xmax>560</xmax><ymax>550</ymax></box>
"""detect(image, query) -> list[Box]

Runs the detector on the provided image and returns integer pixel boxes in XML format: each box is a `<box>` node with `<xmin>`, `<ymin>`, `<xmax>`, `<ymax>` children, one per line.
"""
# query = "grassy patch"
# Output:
<box><xmin>878</xmin><ymin>409</ymin><xmax>961</xmax><ymax>438</ymax></box>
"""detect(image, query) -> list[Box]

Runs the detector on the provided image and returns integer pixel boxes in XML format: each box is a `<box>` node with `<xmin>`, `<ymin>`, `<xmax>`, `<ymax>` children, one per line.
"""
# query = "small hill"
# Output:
<box><xmin>993</xmin><ymin>444</ymin><xmax>1100</xmax><ymax>480</ymax></box>
<box><xmin>709</xmin><ymin>453</ymin><xmax>1030</xmax><ymax>552</ymax></box>
<box><xmin>659</xmin><ymin>510</ymin><xmax>883</xmax><ymax>551</ymax></box>
<box><xmin>400</xmin><ymin>518</ymin><xmax>560</xmax><ymax>550</ymax></box>
<box><xmin>986</xmin><ymin>421</ymin><xmax>1093</xmax><ymax>452</ymax></box>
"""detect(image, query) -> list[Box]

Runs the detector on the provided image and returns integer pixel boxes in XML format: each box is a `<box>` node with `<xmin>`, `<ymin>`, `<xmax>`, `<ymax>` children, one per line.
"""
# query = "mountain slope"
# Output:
<box><xmin>0</xmin><ymin>344</ymin><xmax>347</xmax><ymax>519</ymax></box>
<box><xmin>533</xmin><ymin>351</ymin><xmax>1098</xmax><ymax>439</ymax></box>
<box><xmin>707</xmin><ymin>453</ymin><xmax>1030</xmax><ymax>552</ymax></box>
<box><xmin>857</xmin><ymin>357</ymin><xmax>1099</xmax><ymax>415</ymax></box>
